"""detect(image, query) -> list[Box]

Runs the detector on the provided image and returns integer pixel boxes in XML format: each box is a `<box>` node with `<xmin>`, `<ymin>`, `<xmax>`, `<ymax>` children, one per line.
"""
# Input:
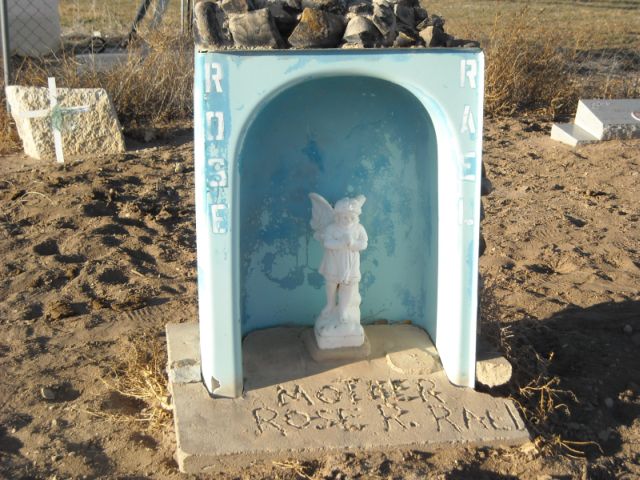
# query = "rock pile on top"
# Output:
<box><xmin>194</xmin><ymin>0</ymin><xmax>478</xmax><ymax>50</ymax></box>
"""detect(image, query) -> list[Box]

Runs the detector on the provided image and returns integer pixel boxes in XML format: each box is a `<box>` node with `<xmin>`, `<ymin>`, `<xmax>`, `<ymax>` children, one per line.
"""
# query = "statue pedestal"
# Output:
<box><xmin>303</xmin><ymin>328</ymin><xmax>370</xmax><ymax>363</ymax></box>
<box><xmin>314</xmin><ymin>309</ymin><xmax>366</xmax><ymax>350</ymax></box>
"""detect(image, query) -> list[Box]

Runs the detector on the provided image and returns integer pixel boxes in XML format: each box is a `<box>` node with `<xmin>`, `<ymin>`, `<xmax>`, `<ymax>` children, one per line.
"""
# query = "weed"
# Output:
<box><xmin>102</xmin><ymin>331</ymin><xmax>172</xmax><ymax>431</ymax></box>
<box><xmin>479</xmin><ymin>276</ymin><xmax>588</xmax><ymax>455</ymax></box>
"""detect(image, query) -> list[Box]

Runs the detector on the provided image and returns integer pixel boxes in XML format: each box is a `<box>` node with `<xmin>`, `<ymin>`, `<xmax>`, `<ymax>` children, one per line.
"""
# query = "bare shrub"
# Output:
<box><xmin>483</xmin><ymin>7</ymin><xmax>640</xmax><ymax>118</ymax></box>
<box><xmin>483</xmin><ymin>8</ymin><xmax>580</xmax><ymax>117</ymax></box>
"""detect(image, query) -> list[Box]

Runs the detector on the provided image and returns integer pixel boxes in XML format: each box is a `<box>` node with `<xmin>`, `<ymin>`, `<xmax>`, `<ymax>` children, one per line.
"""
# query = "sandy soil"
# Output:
<box><xmin>0</xmin><ymin>119</ymin><xmax>639</xmax><ymax>479</ymax></box>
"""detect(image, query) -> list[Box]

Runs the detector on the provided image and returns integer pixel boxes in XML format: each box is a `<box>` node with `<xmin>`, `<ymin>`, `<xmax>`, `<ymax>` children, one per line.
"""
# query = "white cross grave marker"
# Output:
<box><xmin>16</xmin><ymin>77</ymin><xmax>89</xmax><ymax>164</ymax></box>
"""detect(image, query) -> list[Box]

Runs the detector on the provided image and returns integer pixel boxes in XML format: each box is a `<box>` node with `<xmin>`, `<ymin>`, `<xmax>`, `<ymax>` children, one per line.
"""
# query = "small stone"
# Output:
<box><xmin>393</xmin><ymin>30</ymin><xmax>418</xmax><ymax>47</ymax></box>
<box><xmin>51</xmin><ymin>419</ymin><xmax>58</xmax><ymax>427</ymax></box>
<box><xmin>519</xmin><ymin>441</ymin><xmax>538</xmax><ymax>455</ymax></box>
<box><xmin>476</xmin><ymin>352</ymin><xmax>512</xmax><ymax>387</ymax></box>
<box><xmin>33</xmin><ymin>239</ymin><xmax>59</xmax><ymax>256</ymax></box>
<box><xmin>413</xmin><ymin>6</ymin><xmax>428</xmax><ymax>23</ymax></box>
<box><xmin>267</xmin><ymin>2</ymin><xmax>298</xmax><ymax>37</ymax></box>
<box><xmin>194</xmin><ymin>1</ymin><xmax>231</xmax><ymax>47</ymax></box>
<box><xmin>623</xmin><ymin>324</ymin><xmax>633</xmax><ymax>335</ymax></box>
<box><xmin>372</xmin><ymin>0</ymin><xmax>397</xmax><ymax>46</ymax></box>
<box><xmin>419</xmin><ymin>25</ymin><xmax>447</xmax><ymax>47</ymax></box>
<box><xmin>220</xmin><ymin>0</ymin><xmax>254</xmax><ymax>15</ymax></box>
<box><xmin>479</xmin><ymin>233</ymin><xmax>486</xmax><ymax>257</ymax></box>
<box><xmin>174</xmin><ymin>163</ymin><xmax>184</xmax><ymax>174</ymax></box>
<box><xmin>41</xmin><ymin>387</ymin><xmax>56</xmax><ymax>401</ymax></box>
<box><xmin>288</xmin><ymin>8</ymin><xmax>346</xmax><ymax>48</ymax></box>
<box><xmin>348</xmin><ymin>1</ymin><xmax>373</xmax><ymax>16</ymax></box>
<box><xmin>229</xmin><ymin>9</ymin><xmax>285</xmax><ymax>48</ymax></box>
<box><xmin>301</xmin><ymin>0</ymin><xmax>345</xmax><ymax>14</ymax></box>
<box><xmin>343</xmin><ymin>16</ymin><xmax>381</xmax><ymax>47</ymax></box>
<box><xmin>598</xmin><ymin>429</ymin><xmax>610</xmax><ymax>441</ymax></box>
<box><xmin>481</xmin><ymin>177</ymin><xmax>493</xmax><ymax>196</ymax></box>
<box><xmin>603</xmin><ymin>397</ymin><xmax>614</xmax><ymax>408</ymax></box>
<box><xmin>46</xmin><ymin>300</ymin><xmax>76</xmax><ymax>321</ymax></box>
<box><xmin>394</xmin><ymin>4</ymin><xmax>415</xmax><ymax>28</ymax></box>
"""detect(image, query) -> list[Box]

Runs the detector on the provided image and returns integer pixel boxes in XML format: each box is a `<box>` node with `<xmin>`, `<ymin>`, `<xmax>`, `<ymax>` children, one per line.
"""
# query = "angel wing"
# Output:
<box><xmin>309</xmin><ymin>192</ymin><xmax>334</xmax><ymax>241</ymax></box>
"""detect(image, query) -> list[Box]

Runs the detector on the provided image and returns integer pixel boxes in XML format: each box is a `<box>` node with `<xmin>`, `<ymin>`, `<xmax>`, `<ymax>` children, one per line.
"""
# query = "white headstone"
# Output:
<box><xmin>551</xmin><ymin>98</ymin><xmax>640</xmax><ymax>146</ymax></box>
<box><xmin>575</xmin><ymin>99</ymin><xmax>640</xmax><ymax>140</ymax></box>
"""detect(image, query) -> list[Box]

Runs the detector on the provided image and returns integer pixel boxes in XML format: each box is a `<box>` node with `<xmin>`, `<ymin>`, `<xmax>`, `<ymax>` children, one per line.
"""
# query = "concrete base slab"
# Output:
<box><xmin>167</xmin><ymin>324</ymin><xmax>529</xmax><ymax>474</ymax></box>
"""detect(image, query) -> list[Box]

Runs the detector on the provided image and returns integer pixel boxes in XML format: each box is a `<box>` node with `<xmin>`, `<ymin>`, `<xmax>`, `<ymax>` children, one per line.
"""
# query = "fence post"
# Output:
<box><xmin>0</xmin><ymin>0</ymin><xmax>11</xmax><ymax>107</ymax></box>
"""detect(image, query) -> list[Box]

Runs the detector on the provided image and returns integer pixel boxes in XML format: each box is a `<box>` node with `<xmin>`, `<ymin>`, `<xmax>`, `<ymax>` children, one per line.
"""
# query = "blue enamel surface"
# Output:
<box><xmin>239</xmin><ymin>76</ymin><xmax>438</xmax><ymax>334</ymax></box>
<box><xmin>195</xmin><ymin>49</ymin><xmax>484</xmax><ymax>397</ymax></box>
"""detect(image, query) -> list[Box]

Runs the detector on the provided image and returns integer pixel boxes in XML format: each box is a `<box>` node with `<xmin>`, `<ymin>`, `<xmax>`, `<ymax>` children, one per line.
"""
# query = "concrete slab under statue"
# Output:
<box><xmin>167</xmin><ymin>48</ymin><xmax>528</xmax><ymax>472</ymax></box>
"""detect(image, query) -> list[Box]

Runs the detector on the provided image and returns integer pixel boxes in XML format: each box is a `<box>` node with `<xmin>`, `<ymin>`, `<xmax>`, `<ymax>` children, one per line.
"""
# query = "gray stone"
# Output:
<box><xmin>288</xmin><ymin>8</ymin><xmax>346</xmax><ymax>48</ymax></box>
<box><xmin>194</xmin><ymin>1</ymin><xmax>231</xmax><ymax>48</ymax></box>
<box><xmin>301</xmin><ymin>0</ymin><xmax>346</xmax><ymax>14</ymax></box>
<box><xmin>267</xmin><ymin>2</ymin><xmax>299</xmax><ymax>37</ymax></box>
<box><xmin>479</xmin><ymin>233</ymin><xmax>486</xmax><ymax>257</ymax></box>
<box><xmin>6</xmin><ymin>86</ymin><xmax>126</xmax><ymax>161</ymax></box>
<box><xmin>393</xmin><ymin>30</ymin><xmax>419</xmax><ymax>47</ymax></box>
<box><xmin>347</xmin><ymin>1</ymin><xmax>373</xmax><ymax>16</ymax></box>
<box><xmin>254</xmin><ymin>0</ymin><xmax>301</xmax><ymax>10</ymax></box>
<box><xmin>167</xmin><ymin>324</ymin><xmax>529</xmax><ymax>473</ymax></box>
<box><xmin>229</xmin><ymin>9</ymin><xmax>285</xmax><ymax>48</ymax></box>
<box><xmin>221</xmin><ymin>0</ymin><xmax>254</xmax><ymax>15</ymax></box>
<box><xmin>394</xmin><ymin>4</ymin><xmax>415</xmax><ymax>29</ymax></box>
<box><xmin>481</xmin><ymin>177</ymin><xmax>493</xmax><ymax>196</ymax></box>
<box><xmin>416</xmin><ymin>13</ymin><xmax>443</xmax><ymax>31</ymax></box>
<box><xmin>603</xmin><ymin>397</ymin><xmax>614</xmax><ymax>408</ymax></box>
<box><xmin>623</xmin><ymin>324</ymin><xmax>633</xmax><ymax>335</ymax></box>
<box><xmin>419</xmin><ymin>25</ymin><xmax>447</xmax><ymax>47</ymax></box>
<box><xmin>372</xmin><ymin>0</ymin><xmax>397</xmax><ymax>46</ymax></box>
<box><xmin>343</xmin><ymin>16</ymin><xmax>382</xmax><ymax>47</ymax></box>
<box><xmin>414</xmin><ymin>6</ymin><xmax>428</xmax><ymax>24</ymax></box>
<box><xmin>476</xmin><ymin>348</ymin><xmax>512</xmax><ymax>388</ymax></box>
<box><xmin>40</xmin><ymin>387</ymin><xmax>56</xmax><ymax>401</ymax></box>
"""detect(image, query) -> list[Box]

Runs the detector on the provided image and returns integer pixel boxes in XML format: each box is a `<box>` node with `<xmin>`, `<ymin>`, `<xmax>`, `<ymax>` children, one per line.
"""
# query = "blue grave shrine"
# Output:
<box><xmin>194</xmin><ymin>49</ymin><xmax>485</xmax><ymax>398</ymax></box>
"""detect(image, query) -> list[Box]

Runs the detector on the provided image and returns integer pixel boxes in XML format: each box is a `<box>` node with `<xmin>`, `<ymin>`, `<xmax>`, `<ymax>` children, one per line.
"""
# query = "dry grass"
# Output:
<box><xmin>482</xmin><ymin>8</ymin><xmax>581</xmax><ymax>116</ymax></box>
<box><xmin>430</xmin><ymin>1</ymin><xmax>640</xmax><ymax>117</ymax></box>
<box><xmin>478</xmin><ymin>276</ymin><xmax>592</xmax><ymax>455</ymax></box>
<box><xmin>481</xmin><ymin>7</ymin><xmax>639</xmax><ymax>117</ymax></box>
<box><xmin>101</xmin><ymin>331</ymin><xmax>172</xmax><ymax>431</ymax></box>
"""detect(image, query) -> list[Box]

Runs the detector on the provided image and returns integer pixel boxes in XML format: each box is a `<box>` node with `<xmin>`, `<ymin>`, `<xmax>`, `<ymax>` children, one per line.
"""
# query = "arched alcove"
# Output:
<box><xmin>237</xmin><ymin>76</ymin><xmax>438</xmax><ymax>336</ymax></box>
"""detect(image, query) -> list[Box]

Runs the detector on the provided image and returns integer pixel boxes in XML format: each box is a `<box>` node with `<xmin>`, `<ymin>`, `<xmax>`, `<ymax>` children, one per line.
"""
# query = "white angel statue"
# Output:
<box><xmin>309</xmin><ymin>192</ymin><xmax>368</xmax><ymax>349</ymax></box>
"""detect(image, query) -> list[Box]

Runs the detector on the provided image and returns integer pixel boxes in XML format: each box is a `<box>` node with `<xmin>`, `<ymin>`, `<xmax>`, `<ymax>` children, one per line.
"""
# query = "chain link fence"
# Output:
<box><xmin>1</xmin><ymin>0</ymin><xmax>193</xmax><ymax>86</ymax></box>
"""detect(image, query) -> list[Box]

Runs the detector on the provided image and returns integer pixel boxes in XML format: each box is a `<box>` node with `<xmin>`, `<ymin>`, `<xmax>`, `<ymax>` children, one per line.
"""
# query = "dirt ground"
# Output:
<box><xmin>0</xmin><ymin>119</ymin><xmax>639</xmax><ymax>479</ymax></box>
